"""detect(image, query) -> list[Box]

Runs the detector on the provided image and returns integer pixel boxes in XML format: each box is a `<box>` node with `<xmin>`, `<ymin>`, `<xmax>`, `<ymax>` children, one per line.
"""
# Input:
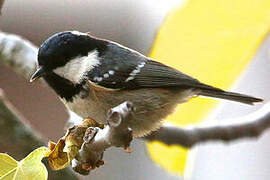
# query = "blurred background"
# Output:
<box><xmin>1</xmin><ymin>0</ymin><xmax>270</xmax><ymax>180</ymax></box>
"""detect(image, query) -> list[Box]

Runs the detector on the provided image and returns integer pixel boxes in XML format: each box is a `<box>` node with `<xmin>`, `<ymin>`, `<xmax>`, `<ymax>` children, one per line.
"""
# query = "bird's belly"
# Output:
<box><xmin>61</xmin><ymin>88</ymin><xmax>196</xmax><ymax>137</ymax></box>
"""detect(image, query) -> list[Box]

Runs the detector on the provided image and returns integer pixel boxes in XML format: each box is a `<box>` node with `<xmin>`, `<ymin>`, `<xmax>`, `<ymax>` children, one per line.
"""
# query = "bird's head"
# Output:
<box><xmin>30</xmin><ymin>31</ymin><xmax>107</xmax><ymax>84</ymax></box>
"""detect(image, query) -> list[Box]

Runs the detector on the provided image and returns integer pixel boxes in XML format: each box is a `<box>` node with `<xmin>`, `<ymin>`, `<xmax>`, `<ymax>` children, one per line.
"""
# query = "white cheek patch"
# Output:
<box><xmin>54</xmin><ymin>50</ymin><xmax>100</xmax><ymax>83</ymax></box>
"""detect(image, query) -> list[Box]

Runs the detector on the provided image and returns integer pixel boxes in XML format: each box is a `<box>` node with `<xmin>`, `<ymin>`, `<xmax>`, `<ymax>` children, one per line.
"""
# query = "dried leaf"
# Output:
<box><xmin>47</xmin><ymin>118</ymin><xmax>102</xmax><ymax>170</ymax></box>
<box><xmin>47</xmin><ymin>139</ymin><xmax>70</xmax><ymax>170</ymax></box>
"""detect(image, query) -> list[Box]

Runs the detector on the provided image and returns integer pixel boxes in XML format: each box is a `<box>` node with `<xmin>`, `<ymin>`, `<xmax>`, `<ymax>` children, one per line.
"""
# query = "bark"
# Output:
<box><xmin>144</xmin><ymin>103</ymin><xmax>270</xmax><ymax>147</ymax></box>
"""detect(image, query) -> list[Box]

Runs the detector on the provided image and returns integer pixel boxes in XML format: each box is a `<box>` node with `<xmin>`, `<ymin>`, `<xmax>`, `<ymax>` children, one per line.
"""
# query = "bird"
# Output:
<box><xmin>30</xmin><ymin>31</ymin><xmax>263</xmax><ymax>137</ymax></box>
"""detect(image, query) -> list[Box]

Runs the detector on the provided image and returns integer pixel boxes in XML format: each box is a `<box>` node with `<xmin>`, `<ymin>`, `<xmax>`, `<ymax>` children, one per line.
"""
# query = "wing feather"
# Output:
<box><xmin>87</xmin><ymin>43</ymin><xmax>203</xmax><ymax>90</ymax></box>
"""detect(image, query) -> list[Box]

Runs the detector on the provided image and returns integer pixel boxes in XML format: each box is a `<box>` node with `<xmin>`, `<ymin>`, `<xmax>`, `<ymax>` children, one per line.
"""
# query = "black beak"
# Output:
<box><xmin>30</xmin><ymin>67</ymin><xmax>45</xmax><ymax>82</ymax></box>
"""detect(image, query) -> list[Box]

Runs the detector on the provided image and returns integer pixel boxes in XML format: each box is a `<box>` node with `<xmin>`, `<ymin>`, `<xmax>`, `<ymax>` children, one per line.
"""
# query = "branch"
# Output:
<box><xmin>71</xmin><ymin>101</ymin><xmax>134</xmax><ymax>175</ymax></box>
<box><xmin>144</xmin><ymin>103</ymin><xmax>270</xmax><ymax>147</ymax></box>
<box><xmin>0</xmin><ymin>31</ymin><xmax>38</xmax><ymax>79</ymax></box>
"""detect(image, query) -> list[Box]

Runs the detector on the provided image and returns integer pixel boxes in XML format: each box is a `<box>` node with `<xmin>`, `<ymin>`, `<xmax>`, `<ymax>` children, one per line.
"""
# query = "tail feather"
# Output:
<box><xmin>197</xmin><ymin>86</ymin><xmax>263</xmax><ymax>105</ymax></box>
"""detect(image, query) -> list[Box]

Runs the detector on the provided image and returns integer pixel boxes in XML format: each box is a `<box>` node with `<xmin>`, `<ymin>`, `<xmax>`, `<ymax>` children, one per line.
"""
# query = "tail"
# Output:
<box><xmin>197</xmin><ymin>85</ymin><xmax>263</xmax><ymax>105</ymax></box>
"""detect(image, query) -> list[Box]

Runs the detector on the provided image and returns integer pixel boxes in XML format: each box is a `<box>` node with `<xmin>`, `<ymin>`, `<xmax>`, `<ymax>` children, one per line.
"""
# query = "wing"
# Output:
<box><xmin>87</xmin><ymin>42</ymin><xmax>204</xmax><ymax>90</ymax></box>
<box><xmin>86</xmin><ymin>42</ymin><xmax>263</xmax><ymax>105</ymax></box>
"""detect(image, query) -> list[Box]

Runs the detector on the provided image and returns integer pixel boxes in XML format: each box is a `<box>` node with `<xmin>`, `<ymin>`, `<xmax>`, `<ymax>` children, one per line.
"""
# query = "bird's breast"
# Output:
<box><xmin>61</xmin><ymin>94</ymin><xmax>108</xmax><ymax>124</ymax></box>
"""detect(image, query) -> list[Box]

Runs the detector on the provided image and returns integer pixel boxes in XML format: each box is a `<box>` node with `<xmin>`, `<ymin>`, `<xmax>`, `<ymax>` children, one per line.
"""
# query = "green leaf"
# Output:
<box><xmin>0</xmin><ymin>147</ymin><xmax>50</xmax><ymax>180</ymax></box>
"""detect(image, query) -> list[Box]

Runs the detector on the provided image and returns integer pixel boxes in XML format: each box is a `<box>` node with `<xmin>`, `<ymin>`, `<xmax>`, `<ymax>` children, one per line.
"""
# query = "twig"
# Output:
<box><xmin>144</xmin><ymin>103</ymin><xmax>270</xmax><ymax>147</ymax></box>
<box><xmin>72</xmin><ymin>101</ymin><xmax>134</xmax><ymax>175</ymax></box>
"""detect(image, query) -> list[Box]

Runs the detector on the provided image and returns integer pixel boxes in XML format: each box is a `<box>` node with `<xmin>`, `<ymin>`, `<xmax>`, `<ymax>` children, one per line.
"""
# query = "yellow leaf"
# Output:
<box><xmin>0</xmin><ymin>147</ymin><xmax>50</xmax><ymax>180</ymax></box>
<box><xmin>0</xmin><ymin>154</ymin><xmax>18</xmax><ymax>179</ymax></box>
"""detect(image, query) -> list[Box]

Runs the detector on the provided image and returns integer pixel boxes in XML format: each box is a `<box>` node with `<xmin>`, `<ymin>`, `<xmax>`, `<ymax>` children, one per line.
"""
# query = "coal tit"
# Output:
<box><xmin>30</xmin><ymin>31</ymin><xmax>263</xmax><ymax>137</ymax></box>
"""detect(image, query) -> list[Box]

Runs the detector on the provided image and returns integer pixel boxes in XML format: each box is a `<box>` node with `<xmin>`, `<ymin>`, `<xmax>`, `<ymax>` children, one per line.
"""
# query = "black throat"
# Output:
<box><xmin>43</xmin><ymin>72</ymin><xmax>87</xmax><ymax>102</ymax></box>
